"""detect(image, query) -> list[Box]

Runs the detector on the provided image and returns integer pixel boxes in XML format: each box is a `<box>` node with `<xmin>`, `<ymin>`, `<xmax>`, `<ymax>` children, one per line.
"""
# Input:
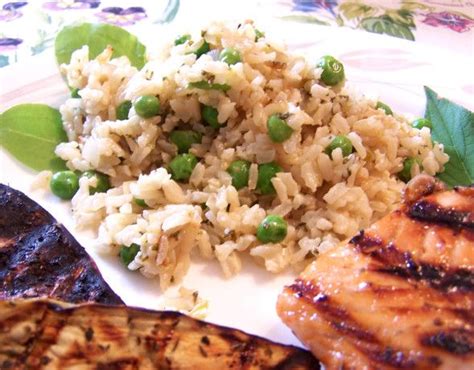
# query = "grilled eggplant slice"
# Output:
<box><xmin>0</xmin><ymin>184</ymin><xmax>122</xmax><ymax>304</ymax></box>
<box><xmin>277</xmin><ymin>176</ymin><xmax>474</xmax><ymax>370</ymax></box>
<box><xmin>0</xmin><ymin>299</ymin><xmax>320</xmax><ymax>369</ymax></box>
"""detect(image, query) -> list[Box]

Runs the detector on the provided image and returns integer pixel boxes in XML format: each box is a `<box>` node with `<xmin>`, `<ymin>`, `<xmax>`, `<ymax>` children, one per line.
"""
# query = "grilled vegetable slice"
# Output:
<box><xmin>0</xmin><ymin>299</ymin><xmax>319</xmax><ymax>369</ymax></box>
<box><xmin>0</xmin><ymin>184</ymin><xmax>122</xmax><ymax>305</ymax></box>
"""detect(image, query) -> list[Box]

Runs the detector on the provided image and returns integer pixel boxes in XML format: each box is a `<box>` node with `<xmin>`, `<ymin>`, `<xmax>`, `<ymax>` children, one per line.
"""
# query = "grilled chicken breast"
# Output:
<box><xmin>0</xmin><ymin>299</ymin><xmax>319</xmax><ymax>370</ymax></box>
<box><xmin>0</xmin><ymin>184</ymin><xmax>122</xmax><ymax>304</ymax></box>
<box><xmin>277</xmin><ymin>175</ymin><xmax>474</xmax><ymax>369</ymax></box>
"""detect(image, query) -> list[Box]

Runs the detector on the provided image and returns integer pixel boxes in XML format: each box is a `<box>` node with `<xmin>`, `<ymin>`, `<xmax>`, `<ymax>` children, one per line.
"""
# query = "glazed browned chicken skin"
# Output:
<box><xmin>277</xmin><ymin>175</ymin><xmax>474</xmax><ymax>369</ymax></box>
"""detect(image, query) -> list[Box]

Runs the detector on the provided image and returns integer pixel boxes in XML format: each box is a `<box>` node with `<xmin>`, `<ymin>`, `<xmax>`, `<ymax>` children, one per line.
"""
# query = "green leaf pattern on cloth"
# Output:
<box><xmin>360</xmin><ymin>16</ymin><xmax>414</xmax><ymax>40</ymax></box>
<box><xmin>283</xmin><ymin>0</ymin><xmax>474</xmax><ymax>42</ymax></box>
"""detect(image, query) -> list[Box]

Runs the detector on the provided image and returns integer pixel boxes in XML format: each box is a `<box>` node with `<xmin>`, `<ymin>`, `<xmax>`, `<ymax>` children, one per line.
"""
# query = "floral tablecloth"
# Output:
<box><xmin>0</xmin><ymin>0</ymin><xmax>473</xmax><ymax>69</ymax></box>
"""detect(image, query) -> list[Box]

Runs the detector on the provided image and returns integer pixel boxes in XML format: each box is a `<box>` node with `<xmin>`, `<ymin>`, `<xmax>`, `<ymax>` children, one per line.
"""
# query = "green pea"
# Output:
<box><xmin>376</xmin><ymin>101</ymin><xmax>393</xmax><ymax>115</ymax></box>
<box><xmin>257</xmin><ymin>162</ymin><xmax>283</xmax><ymax>195</ymax></box>
<box><xmin>134</xmin><ymin>95</ymin><xmax>160</xmax><ymax>118</ymax></box>
<box><xmin>257</xmin><ymin>215</ymin><xmax>288</xmax><ymax>243</ymax></box>
<box><xmin>411</xmin><ymin>118</ymin><xmax>432</xmax><ymax>130</ymax></box>
<box><xmin>119</xmin><ymin>243</ymin><xmax>140</xmax><ymax>267</ymax></box>
<box><xmin>175</xmin><ymin>34</ymin><xmax>191</xmax><ymax>46</ymax></box>
<box><xmin>201</xmin><ymin>105</ymin><xmax>221</xmax><ymax>129</ymax></box>
<box><xmin>188</xmin><ymin>81</ymin><xmax>231</xmax><ymax>92</ymax></box>
<box><xmin>169</xmin><ymin>153</ymin><xmax>198</xmax><ymax>181</ymax></box>
<box><xmin>267</xmin><ymin>114</ymin><xmax>293</xmax><ymax>143</ymax></box>
<box><xmin>50</xmin><ymin>171</ymin><xmax>79</xmax><ymax>200</ymax></box>
<box><xmin>227</xmin><ymin>160</ymin><xmax>251</xmax><ymax>190</ymax></box>
<box><xmin>398</xmin><ymin>157</ymin><xmax>422</xmax><ymax>183</ymax></box>
<box><xmin>71</xmin><ymin>87</ymin><xmax>80</xmax><ymax>98</ymax></box>
<box><xmin>324</xmin><ymin>135</ymin><xmax>353</xmax><ymax>158</ymax></box>
<box><xmin>195</xmin><ymin>40</ymin><xmax>210</xmax><ymax>58</ymax></box>
<box><xmin>255</xmin><ymin>29</ymin><xmax>265</xmax><ymax>41</ymax></box>
<box><xmin>116</xmin><ymin>100</ymin><xmax>132</xmax><ymax>120</ymax></box>
<box><xmin>81</xmin><ymin>170</ymin><xmax>110</xmax><ymax>194</ymax></box>
<box><xmin>219</xmin><ymin>47</ymin><xmax>241</xmax><ymax>65</ymax></box>
<box><xmin>317</xmin><ymin>55</ymin><xmax>345</xmax><ymax>86</ymax></box>
<box><xmin>170</xmin><ymin>130</ymin><xmax>202</xmax><ymax>153</ymax></box>
<box><xmin>134</xmin><ymin>198</ymin><xmax>147</xmax><ymax>207</ymax></box>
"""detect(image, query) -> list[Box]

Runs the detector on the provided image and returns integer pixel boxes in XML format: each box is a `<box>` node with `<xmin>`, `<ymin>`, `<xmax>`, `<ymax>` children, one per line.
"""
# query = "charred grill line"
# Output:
<box><xmin>350</xmin><ymin>231</ymin><xmax>474</xmax><ymax>293</ymax></box>
<box><xmin>0</xmin><ymin>184</ymin><xmax>123</xmax><ymax>305</ymax></box>
<box><xmin>288</xmin><ymin>279</ymin><xmax>418</xmax><ymax>369</ymax></box>
<box><xmin>409</xmin><ymin>200</ymin><xmax>474</xmax><ymax>229</ymax></box>
<box><xmin>10</xmin><ymin>302</ymin><xmax>50</xmax><ymax>368</ymax></box>
<box><xmin>421</xmin><ymin>329</ymin><xmax>474</xmax><ymax>355</ymax></box>
<box><xmin>451</xmin><ymin>309</ymin><xmax>474</xmax><ymax>326</ymax></box>
<box><xmin>0</xmin><ymin>186</ymin><xmax>53</xmax><ymax>236</ymax></box>
<box><xmin>40</xmin><ymin>308</ymin><xmax>72</xmax><ymax>369</ymax></box>
<box><xmin>274</xmin><ymin>351</ymin><xmax>322</xmax><ymax>370</ymax></box>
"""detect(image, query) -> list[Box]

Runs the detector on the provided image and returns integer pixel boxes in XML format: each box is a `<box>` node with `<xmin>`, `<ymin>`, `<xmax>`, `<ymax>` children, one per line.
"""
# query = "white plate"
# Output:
<box><xmin>0</xmin><ymin>20</ymin><xmax>473</xmax><ymax>347</ymax></box>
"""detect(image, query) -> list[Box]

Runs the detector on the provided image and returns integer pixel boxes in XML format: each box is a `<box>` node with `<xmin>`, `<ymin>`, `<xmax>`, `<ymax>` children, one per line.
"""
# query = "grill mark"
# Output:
<box><xmin>288</xmin><ymin>279</ymin><xmax>417</xmax><ymax>368</ymax></box>
<box><xmin>421</xmin><ymin>329</ymin><xmax>474</xmax><ymax>355</ymax></box>
<box><xmin>409</xmin><ymin>200</ymin><xmax>474</xmax><ymax>229</ymax></box>
<box><xmin>369</xmin><ymin>284</ymin><xmax>414</xmax><ymax>297</ymax></box>
<box><xmin>451</xmin><ymin>309</ymin><xmax>474</xmax><ymax>325</ymax></box>
<box><xmin>3</xmin><ymin>302</ymin><xmax>49</xmax><ymax>368</ymax></box>
<box><xmin>0</xmin><ymin>184</ymin><xmax>123</xmax><ymax>305</ymax></box>
<box><xmin>350</xmin><ymin>231</ymin><xmax>474</xmax><ymax>293</ymax></box>
<box><xmin>27</xmin><ymin>305</ymin><xmax>70</xmax><ymax>369</ymax></box>
<box><xmin>274</xmin><ymin>351</ymin><xmax>322</xmax><ymax>370</ymax></box>
<box><xmin>97</xmin><ymin>358</ymin><xmax>140</xmax><ymax>370</ymax></box>
<box><xmin>238</xmin><ymin>339</ymin><xmax>257</xmax><ymax>367</ymax></box>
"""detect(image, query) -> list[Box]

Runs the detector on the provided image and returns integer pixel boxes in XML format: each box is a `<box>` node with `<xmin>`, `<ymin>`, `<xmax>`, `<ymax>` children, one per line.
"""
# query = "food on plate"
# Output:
<box><xmin>316</xmin><ymin>55</ymin><xmax>345</xmax><ymax>86</ymax></box>
<box><xmin>49</xmin><ymin>21</ymin><xmax>449</xmax><ymax>288</ymax></box>
<box><xmin>0</xmin><ymin>184</ymin><xmax>122</xmax><ymax>304</ymax></box>
<box><xmin>375</xmin><ymin>101</ymin><xmax>393</xmax><ymax>116</ymax></box>
<box><xmin>411</xmin><ymin>117</ymin><xmax>432</xmax><ymax>130</ymax></box>
<box><xmin>0</xmin><ymin>298</ymin><xmax>320</xmax><ymax>369</ymax></box>
<box><xmin>49</xmin><ymin>170</ymin><xmax>80</xmax><ymax>199</ymax></box>
<box><xmin>277</xmin><ymin>175</ymin><xmax>474</xmax><ymax>369</ymax></box>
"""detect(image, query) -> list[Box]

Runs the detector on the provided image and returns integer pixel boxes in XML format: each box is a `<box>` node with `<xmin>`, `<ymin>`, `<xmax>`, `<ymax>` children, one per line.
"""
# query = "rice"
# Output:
<box><xmin>55</xmin><ymin>21</ymin><xmax>449</xmax><ymax>289</ymax></box>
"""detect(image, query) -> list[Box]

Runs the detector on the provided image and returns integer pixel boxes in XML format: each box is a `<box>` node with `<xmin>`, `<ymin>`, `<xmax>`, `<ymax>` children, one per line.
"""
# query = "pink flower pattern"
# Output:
<box><xmin>0</xmin><ymin>0</ymin><xmax>472</xmax><ymax>68</ymax></box>
<box><xmin>422</xmin><ymin>11</ymin><xmax>474</xmax><ymax>33</ymax></box>
<box><xmin>42</xmin><ymin>0</ymin><xmax>100</xmax><ymax>11</ymax></box>
<box><xmin>95</xmin><ymin>6</ymin><xmax>147</xmax><ymax>26</ymax></box>
<box><xmin>0</xmin><ymin>2</ymin><xmax>27</xmax><ymax>22</ymax></box>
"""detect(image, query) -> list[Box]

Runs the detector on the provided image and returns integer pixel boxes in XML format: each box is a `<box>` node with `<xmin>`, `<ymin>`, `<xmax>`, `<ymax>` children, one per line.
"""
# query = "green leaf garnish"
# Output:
<box><xmin>424</xmin><ymin>86</ymin><xmax>474</xmax><ymax>186</ymax></box>
<box><xmin>55</xmin><ymin>23</ymin><xmax>147</xmax><ymax>69</ymax></box>
<box><xmin>188</xmin><ymin>81</ymin><xmax>231</xmax><ymax>92</ymax></box>
<box><xmin>0</xmin><ymin>104</ymin><xmax>68</xmax><ymax>172</ymax></box>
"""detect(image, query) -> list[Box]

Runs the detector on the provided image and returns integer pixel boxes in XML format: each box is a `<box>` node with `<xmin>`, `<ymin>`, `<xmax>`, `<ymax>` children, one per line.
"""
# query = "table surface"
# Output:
<box><xmin>0</xmin><ymin>0</ymin><xmax>473</xmax><ymax>70</ymax></box>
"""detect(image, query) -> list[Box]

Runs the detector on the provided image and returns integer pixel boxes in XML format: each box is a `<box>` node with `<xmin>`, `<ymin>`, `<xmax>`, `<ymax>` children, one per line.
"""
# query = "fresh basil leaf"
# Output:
<box><xmin>0</xmin><ymin>104</ymin><xmax>68</xmax><ymax>172</ymax></box>
<box><xmin>424</xmin><ymin>86</ymin><xmax>474</xmax><ymax>186</ymax></box>
<box><xmin>188</xmin><ymin>81</ymin><xmax>231</xmax><ymax>92</ymax></box>
<box><xmin>55</xmin><ymin>23</ymin><xmax>146</xmax><ymax>69</ymax></box>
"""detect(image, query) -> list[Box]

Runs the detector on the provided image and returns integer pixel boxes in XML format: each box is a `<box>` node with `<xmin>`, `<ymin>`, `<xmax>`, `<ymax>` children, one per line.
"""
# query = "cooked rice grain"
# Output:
<box><xmin>55</xmin><ymin>21</ymin><xmax>449</xmax><ymax>288</ymax></box>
